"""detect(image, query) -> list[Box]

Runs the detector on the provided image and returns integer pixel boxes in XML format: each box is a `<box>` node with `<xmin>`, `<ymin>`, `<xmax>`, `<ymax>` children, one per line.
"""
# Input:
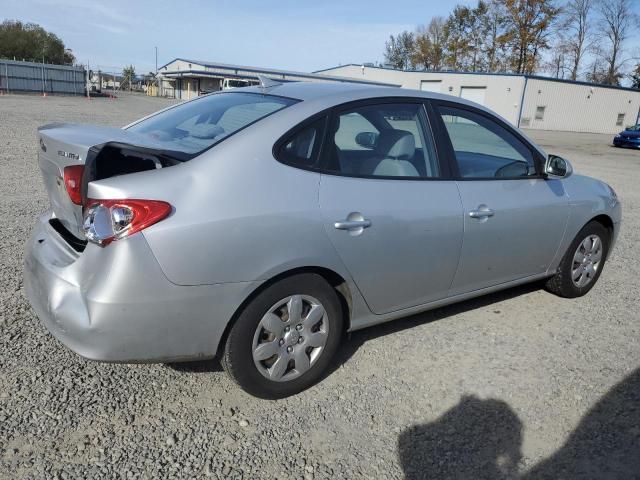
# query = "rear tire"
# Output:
<box><xmin>221</xmin><ymin>273</ymin><xmax>343</xmax><ymax>399</ymax></box>
<box><xmin>545</xmin><ymin>221</ymin><xmax>610</xmax><ymax>298</ymax></box>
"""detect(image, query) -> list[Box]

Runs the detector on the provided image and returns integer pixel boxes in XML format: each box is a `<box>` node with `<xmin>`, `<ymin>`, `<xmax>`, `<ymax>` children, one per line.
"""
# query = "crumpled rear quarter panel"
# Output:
<box><xmin>24</xmin><ymin>212</ymin><xmax>259</xmax><ymax>362</ymax></box>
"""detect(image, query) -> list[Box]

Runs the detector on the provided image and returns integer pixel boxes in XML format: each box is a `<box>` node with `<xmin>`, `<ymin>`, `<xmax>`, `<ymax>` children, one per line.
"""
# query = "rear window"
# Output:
<box><xmin>128</xmin><ymin>92</ymin><xmax>297</xmax><ymax>156</ymax></box>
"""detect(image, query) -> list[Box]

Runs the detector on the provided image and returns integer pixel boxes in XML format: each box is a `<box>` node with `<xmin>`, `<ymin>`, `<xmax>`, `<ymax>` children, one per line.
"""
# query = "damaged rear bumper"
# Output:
<box><xmin>24</xmin><ymin>211</ymin><xmax>258</xmax><ymax>363</ymax></box>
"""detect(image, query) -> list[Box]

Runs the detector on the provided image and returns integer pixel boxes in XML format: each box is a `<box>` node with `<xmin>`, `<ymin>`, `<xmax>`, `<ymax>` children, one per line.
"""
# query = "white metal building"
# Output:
<box><xmin>157</xmin><ymin>58</ymin><xmax>396</xmax><ymax>101</ymax></box>
<box><xmin>316</xmin><ymin>64</ymin><xmax>640</xmax><ymax>134</ymax></box>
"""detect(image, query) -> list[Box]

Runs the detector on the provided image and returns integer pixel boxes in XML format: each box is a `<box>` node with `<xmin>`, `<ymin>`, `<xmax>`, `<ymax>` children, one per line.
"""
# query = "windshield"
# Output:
<box><xmin>626</xmin><ymin>125</ymin><xmax>640</xmax><ymax>131</ymax></box>
<box><xmin>128</xmin><ymin>92</ymin><xmax>297</xmax><ymax>155</ymax></box>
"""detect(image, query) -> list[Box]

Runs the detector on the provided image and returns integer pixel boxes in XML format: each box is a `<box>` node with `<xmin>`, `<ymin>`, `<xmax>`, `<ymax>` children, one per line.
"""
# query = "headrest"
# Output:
<box><xmin>331</xmin><ymin>116</ymin><xmax>341</xmax><ymax>136</ymax></box>
<box><xmin>375</xmin><ymin>129</ymin><xmax>415</xmax><ymax>160</ymax></box>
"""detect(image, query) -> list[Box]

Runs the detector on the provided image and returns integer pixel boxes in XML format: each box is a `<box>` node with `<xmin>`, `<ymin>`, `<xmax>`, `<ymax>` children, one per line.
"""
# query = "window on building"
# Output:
<box><xmin>616</xmin><ymin>113</ymin><xmax>625</xmax><ymax>126</ymax></box>
<box><xmin>535</xmin><ymin>106</ymin><xmax>546</xmax><ymax>121</ymax></box>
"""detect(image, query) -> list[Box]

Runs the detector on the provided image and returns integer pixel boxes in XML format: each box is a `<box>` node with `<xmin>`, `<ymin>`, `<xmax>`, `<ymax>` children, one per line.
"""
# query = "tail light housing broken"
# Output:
<box><xmin>82</xmin><ymin>199</ymin><xmax>172</xmax><ymax>246</ymax></box>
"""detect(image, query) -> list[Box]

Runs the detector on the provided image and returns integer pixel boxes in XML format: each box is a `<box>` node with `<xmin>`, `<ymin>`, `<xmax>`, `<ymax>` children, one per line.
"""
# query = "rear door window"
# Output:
<box><xmin>128</xmin><ymin>92</ymin><xmax>297</xmax><ymax>157</ymax></box>
<box><xmin>324</xmin><ymin>103</ymin><xmax>439</xmax><ymax>178</ymax></box>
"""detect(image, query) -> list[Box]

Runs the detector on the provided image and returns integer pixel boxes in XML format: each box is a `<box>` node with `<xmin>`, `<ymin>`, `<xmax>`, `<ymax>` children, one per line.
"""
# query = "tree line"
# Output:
<box><xmin>0</xmin><ymin>20</ymin><xmax>76</xmax><ymax>65</ymax></box>
<box><xmin>383</xmin><ymin>0</ymin><xmax>640</xmax><ymax>87</ymax></box>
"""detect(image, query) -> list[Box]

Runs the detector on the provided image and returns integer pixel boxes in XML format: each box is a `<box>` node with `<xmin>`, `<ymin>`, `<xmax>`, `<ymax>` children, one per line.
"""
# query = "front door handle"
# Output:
<box><xmin>469</xmin><ymin>207</ymin><xmax>495</xmax><ymax>219</ymax></box>
<box><xmin>334</xmin><ymin>219</ymin><xmax>372</xmax><ymax>230</ymax></box>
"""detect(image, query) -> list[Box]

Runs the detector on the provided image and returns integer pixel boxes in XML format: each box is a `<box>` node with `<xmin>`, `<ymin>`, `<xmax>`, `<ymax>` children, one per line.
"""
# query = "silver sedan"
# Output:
<box><xmin>24</xmin><ymin>81</ymin><xmax>621</xmax><ymax>398</ymax></box>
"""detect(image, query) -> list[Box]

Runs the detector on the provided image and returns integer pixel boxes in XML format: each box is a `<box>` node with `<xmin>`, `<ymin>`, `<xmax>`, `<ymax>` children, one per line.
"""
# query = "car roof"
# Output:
<box><xmin>240</xmin><ymin>81</ymin><xmax>386</xmax><ymax>100</ymax></box>
<box><xmin>240</xmin><ymin>81</ymin><xmax>495</xmax><ymax>112</ymax></box>
<box><xmin>241</xmin><ymin>81</ymin><xmax>444</xmax><ymax>101</ymax></box>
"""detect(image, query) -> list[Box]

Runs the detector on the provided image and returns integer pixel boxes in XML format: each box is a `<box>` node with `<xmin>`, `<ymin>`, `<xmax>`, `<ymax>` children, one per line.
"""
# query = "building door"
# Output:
<box><xmin>460</xmin><ymin>86</ymin><xmax>487</xmax><ymax>106</ymax></box>
<box><xmin>420</xmin><ymin>80</ymin><xmax>442</xmax><ymax>93</ymax></box>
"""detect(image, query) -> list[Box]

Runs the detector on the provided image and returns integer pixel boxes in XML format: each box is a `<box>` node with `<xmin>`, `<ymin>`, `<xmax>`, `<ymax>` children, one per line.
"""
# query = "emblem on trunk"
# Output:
<box><xmin>58</xmin><ymin>150</ymin><xmax>80</xmax><ymax>161</ymax></box>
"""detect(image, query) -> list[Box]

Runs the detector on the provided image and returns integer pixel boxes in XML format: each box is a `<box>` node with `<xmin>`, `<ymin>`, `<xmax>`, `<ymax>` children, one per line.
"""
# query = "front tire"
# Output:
<box><xmin>545</xmin><ymin>221</ymin><xmax>610</xmax><ymax>298</ymax></box>
<box><xmin>221</xmin><ymin>273</ymin><xmax>344</xmax><ymax>399</ymax></box>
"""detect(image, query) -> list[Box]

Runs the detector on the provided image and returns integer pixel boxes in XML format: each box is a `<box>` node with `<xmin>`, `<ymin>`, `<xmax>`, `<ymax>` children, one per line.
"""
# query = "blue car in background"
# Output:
<box><xmin>613</xmin><ymin>124</ymin><xmax>640</xmax><ymax>149</ymax></box>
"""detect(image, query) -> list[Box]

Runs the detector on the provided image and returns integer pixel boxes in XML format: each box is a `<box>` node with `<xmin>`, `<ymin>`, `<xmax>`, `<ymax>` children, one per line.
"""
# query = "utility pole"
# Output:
<box><xmin>155</xmin><ymin>46</ymin><xmax>159</xmax><ymax>97</ymax></box>
<box><xmin>42</xmin><ymin>55</ymin><xmax>46</xmax><ymax>96</ymax></box>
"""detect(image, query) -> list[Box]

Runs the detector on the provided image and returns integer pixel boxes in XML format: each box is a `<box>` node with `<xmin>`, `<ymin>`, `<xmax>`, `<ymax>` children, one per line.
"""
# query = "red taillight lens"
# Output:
<box><xmin>82</xmin><ymin>199</ymin><xmax>172</xmax><ymax>246</ymax></box>
<box><xmin>63</xmin><ymin>165</ymin><xmax>85</xmax><ymax>205</ymax></box>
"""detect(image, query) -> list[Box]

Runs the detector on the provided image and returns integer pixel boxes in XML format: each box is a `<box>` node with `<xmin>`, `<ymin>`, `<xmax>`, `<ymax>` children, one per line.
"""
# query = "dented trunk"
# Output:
<box><xmin>37</xmin><ymin>124</ymin><xmax>184</xmax><ymax>239</ymax></box>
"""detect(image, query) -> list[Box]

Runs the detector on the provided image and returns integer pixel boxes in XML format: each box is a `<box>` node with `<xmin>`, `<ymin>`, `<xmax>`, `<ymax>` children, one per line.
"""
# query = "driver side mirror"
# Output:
<box><xmin>545</xmin><ymin>155</ymin><xmax>573</xmax><ymax>179</ymax></box>
<box><xmin>355</xmin><ymin>131</ymin><xmax>378</xmax><ymax>149</ymax></box>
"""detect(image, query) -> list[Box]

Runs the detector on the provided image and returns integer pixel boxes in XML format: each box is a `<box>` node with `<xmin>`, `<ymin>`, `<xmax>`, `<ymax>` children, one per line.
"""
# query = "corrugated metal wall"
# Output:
<box><xmin>0</xmin><ymin>59</ymin><xmax>85</xmax><ymax>95</ymax></box>
<box><xmin>317</xmin><ymin>66</ymin><xmax>525</xmax><ymax>126</ymax></box>
<box><xmin>520</xmin><ymin>79</ymin><xmax>640</xmax><ymax>134</ymax></box>
<box><xmin>320</xmin><ymin>65</ymin><xmax>640</xmax><ymax>134</ymax></box>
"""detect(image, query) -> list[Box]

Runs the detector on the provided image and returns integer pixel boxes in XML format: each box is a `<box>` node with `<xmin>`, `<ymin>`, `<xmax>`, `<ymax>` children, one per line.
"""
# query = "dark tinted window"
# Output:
<box><xmin>128</xmin><ymin>92</ymin><xmax>296</xmax><ymax>156</ymax></box>
<box><xmin>325</xmin><ymin>103</ymin><xmax>439</xmax><ymax>178</ymax></box>
<box><xmin>276</xmin><ymin>118</ymin><xmax>326</xmax><ymax>168</ymax></box>
<box><xmin>438</xmin><ymin>106</ymin><xmax>536</xmax><ymax>179</ymax></box>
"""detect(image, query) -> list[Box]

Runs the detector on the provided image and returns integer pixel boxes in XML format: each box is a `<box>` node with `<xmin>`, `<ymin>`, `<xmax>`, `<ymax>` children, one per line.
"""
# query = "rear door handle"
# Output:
<box><xmin>469</xmin><ymin>207</ymin><xmax>495</xmax><ymax>219</ymax></box>
<box><xmin>334</xmin><ymin>219</ymin><xmax>372</xmax><ymax>230</ymax></box>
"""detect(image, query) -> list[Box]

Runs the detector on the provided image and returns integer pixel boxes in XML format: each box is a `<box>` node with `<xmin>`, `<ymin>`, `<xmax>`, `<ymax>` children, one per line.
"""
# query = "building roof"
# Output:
<box><xmin>158</xmin><ymin>58</ymin><xmax>399</xmax><ymax>87</ymax></box>
<box><xmin>236</xmin><ymin>79</ymin><xmax>509</xmax><ymax>113</ymax></box>
<box><xmin>0</xmin><ymin>58</ymin><xmax>84</xmax><ymax>71</ymax></box>
<box><xmin>240</xmin><ymin>81</ymin><xmax>397</xmax><ymax>101</ymax></box>
<box><xmin>314</xmin><ymin>63</ymin><xmax>640</xmax><ymax>93</ymax></box>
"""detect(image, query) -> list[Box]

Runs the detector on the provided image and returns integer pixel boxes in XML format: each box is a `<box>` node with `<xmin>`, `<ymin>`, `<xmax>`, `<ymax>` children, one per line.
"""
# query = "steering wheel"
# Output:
<box><xmin>495</xmin><ymin>160</ymin><xmax>530</xmax><ymax>178</ymax></box>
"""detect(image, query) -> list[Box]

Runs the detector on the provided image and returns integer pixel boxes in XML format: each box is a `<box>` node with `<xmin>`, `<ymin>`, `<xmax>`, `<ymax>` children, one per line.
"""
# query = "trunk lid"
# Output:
<box><xmin>37</xmin><ymin>123</ymin><xmax>180</xmax><ymax>239</ymax></box>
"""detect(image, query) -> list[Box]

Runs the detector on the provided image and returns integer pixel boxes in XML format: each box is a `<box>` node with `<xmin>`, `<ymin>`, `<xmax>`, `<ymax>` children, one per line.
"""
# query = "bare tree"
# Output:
<box><xmin>410</xmin><ymin>18</ymin><xmax>447</xmax><ymax>70</ymax></box>
<box><xmin>545</xmin><ymin>41</ymin><xmax>571</xmax><ymax>78</ymax></box>
<box><xmin>411</xmin><ymin>25</ymin><xmax>434</xmax><ymax>70</ymax></box>
<box><xmin>563</xmin><ymin>0</ymin><xmax>594</xmax><ymax>80</ymax></box>
<box><xmin>426</xmin><ymin>17</ymin><xmax>447</xmax><ymax>70</ymax></box>
<box><xmin>481</xmin><ymin>0</ymin><xmax>509</xmax><ymax>72</ymax></box>
<box><xmin>631</xmin><ymin>63</ymin><xmax>640</xmax><ymax>89</ymax></box>
<box><xmin>597</xmin><ymin>0</ymin><xmax>638</xmax><ymax>85</ymax></box>
<box><xmin>444</xmin><ymin>5</ymin><xmax>474</xmax><ymax>70</ymax></box>
<box><xmin>502</xmin><ymin>0</ymin><xmax>561</xmax><ymax>74</ymax></box>
<box><xmin>585</xmin><ymin>43</ymin><xmax>608</xmax><ymax>82</ymax></box>
<box><xmin>384</xmin><ymin>31</ymin><xmax>415</xmax><ymax>70</ymax></box>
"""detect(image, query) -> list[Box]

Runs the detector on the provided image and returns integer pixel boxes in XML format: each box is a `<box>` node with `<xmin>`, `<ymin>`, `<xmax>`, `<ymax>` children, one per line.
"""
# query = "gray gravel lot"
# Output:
<box><xmin>1</xmin><ymin>93</ymin><xmax>639</xmax><ymax>479</ymax></box>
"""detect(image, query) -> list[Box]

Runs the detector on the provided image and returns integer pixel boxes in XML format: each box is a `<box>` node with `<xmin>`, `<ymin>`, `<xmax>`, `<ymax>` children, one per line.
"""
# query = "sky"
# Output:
<box><xmin>3</xmin><ymin>0</ymin><xmax>639</xmax><ymax>77</ymax></box>
<box><xmin>3</xmin><ymin>0</ymin><xmax>476</xmax><ymax>74</ymax></box>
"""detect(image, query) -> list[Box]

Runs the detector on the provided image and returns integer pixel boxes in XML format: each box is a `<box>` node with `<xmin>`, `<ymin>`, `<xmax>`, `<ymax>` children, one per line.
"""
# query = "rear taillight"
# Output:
<box><xmin>82</xmin><ymin>199</ymin><xmax>172</xmax><ymax>246</ymax></box>
<box><xmin>63</xmin><ymin>165</ymin><xmax>85</xmax><ymax>205</ymax></box>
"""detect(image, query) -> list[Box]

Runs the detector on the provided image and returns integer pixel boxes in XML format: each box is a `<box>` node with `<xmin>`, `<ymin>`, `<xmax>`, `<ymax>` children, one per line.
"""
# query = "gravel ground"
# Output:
<box><xmin>1</xmin><ymin>93</ymin><xmax>639</xmax><ymax>479</ymax></box>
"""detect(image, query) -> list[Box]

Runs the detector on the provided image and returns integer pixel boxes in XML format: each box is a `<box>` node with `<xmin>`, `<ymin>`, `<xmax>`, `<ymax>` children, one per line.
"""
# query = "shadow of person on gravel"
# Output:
<box><xmin>523</xmin><ymin>367</ymin><xmax>640</xmax><ymax>480</ymax></box>
<box><xmin>398</xmin><ymin>395</ymin><xmax>523</xmax><ymax>480</ymax></box>
<box><xmin>397</xmin><ymin>367</ymin><xmax>640</xmax><ymax>480</ymax></box>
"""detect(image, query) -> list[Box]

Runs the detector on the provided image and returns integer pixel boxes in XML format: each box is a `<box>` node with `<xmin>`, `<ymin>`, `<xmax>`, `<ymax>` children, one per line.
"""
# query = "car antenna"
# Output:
<box><xmin>257</xmin><ymin>75</ymin><xmax>282</xmax><ymax>90</ymax></box>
